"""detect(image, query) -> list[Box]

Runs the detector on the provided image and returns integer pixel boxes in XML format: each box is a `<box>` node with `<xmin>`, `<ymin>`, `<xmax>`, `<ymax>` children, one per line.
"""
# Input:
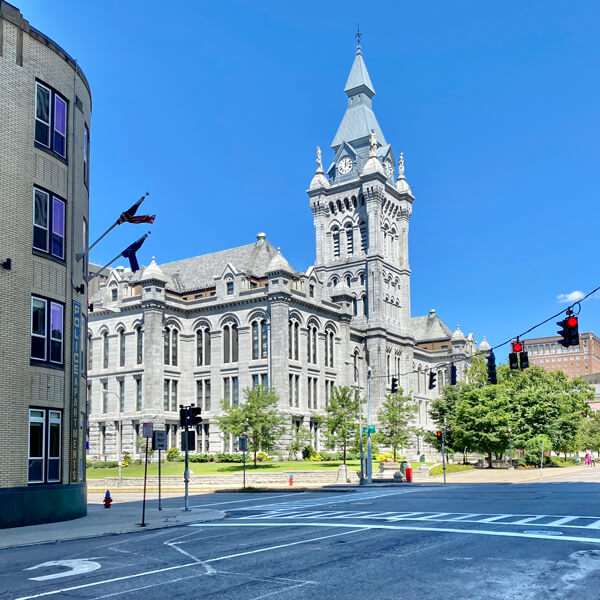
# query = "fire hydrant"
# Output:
<box><xmin>289</xmin><ymin>473</ymin><xmax>294</xmax><ymax>487</ymax></box>
<box><xmin>405</xmin><ymin>462</ymin><xmax>413</xmax><ymax>483</ymax></box>
<box><xmin>103</xmin><ymin>490</ymin><xmax>113</xmax><ymax>508</ymax></box>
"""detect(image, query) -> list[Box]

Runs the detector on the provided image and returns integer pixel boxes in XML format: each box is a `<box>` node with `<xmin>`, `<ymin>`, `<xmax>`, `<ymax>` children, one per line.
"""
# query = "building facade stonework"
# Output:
<box><xmin>0</xmin><ymin>1</ymin><xmax>91</xmax><ymax>526</ymax></box>
<box><xmin>88</xmin><ymin>44</ymin><xmax>483</xmax><ymax>460</ymax></box>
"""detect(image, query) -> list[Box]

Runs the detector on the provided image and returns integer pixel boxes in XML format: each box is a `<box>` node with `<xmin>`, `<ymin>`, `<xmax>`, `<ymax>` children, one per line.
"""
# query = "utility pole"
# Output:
<box><xmin>366</xmin><ymin>368</ymin><xmax>372</xmax><ymax>484</ymax></box>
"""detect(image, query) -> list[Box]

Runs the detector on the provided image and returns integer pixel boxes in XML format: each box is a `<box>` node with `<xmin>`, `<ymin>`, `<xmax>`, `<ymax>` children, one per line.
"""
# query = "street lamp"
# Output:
<box><xmin>366</xmin><ymin>367</ymin><xmax>372</xmax><ymax>484</ymax></box>
<box><xmin>345</xmin><ymin>361</ymin><xmax>365</xmax><ymax>485</ymax></box>
<box><xmin>103</xmin><ymin>390</ymin><xmax>123</xmax><ymax>484</ymax></box>
<box><xmin>507</xmin><ymin>425</ymin><xmax>514</xmax><ymax>469</ymax></box>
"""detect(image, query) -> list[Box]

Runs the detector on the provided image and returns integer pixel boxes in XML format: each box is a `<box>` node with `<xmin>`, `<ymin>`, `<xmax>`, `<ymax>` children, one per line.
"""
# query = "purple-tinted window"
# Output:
<box><xmin>52</xmin><ymin>198</ymin><xmax>64</xmax><ymax>258</ymax></box>
<box><xmin>53</xmin><ymin>96</ymin><xmax>67</xmax><ymax>157</ymax></box>
<box><xmin>31</xmin><ymin>298</ymin><xmax>47</xmax><ymax>361</ymax></box>
<box><xmin>35</xmin><ymin>83</ymin><xmax>51</xmax><ymax>147</ymax></box>
<box><xmin>50</xmin><ymin>302</ymin><xmax>64</xmax><ymax>364</ymax></box>
<box><xmin>33</xmin><ymin>189</ymin><xmax>49</xmax><ymax>252</ymax></box>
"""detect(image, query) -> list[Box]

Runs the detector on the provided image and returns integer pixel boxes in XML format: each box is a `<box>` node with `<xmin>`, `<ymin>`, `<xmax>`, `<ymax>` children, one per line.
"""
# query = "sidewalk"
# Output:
<box><xmin>427</xmin><ymin>464</ymin><xmax>590</xmax><ymax>484</ymax></box>
<box><xmin>0</xmin><ymin>493</ymin><xmax>225</xmax><ymax>550</ymax></box>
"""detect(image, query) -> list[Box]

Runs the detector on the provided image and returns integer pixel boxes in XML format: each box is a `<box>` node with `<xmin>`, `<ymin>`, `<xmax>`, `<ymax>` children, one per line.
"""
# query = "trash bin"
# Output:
<box><xmin>419</xmin><ymin>455</ymin><xmax>426</xmax><ymax>463</ymax></box>
<box><xmin>400</xmin><ymin>460</ymin><xmax>408</xmax><ymax>476</ymax></box>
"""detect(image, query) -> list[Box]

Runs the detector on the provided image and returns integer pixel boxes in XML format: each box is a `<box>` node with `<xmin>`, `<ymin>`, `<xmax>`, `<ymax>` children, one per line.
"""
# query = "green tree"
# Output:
<box><xmin>216</xmin><ymin>386</ymin><xmax>286</xmax><ymax>466</ymax></box>
<box><xmin>580</xmin><ymin>411</ymin><xmax>600</xmax><ymax>455</ymax></box>
<box><xmin>324</xmin><ymin>386</ymin><xmax>359</xmax><ymax>464</ymax></box>
<box><xmin>286</xmin><ymin>425</ymin><xmax>312</xmax><ymax>460</ymax></box>
<box><xmin>377</xmin><ymin>389</ymin><xmax>418</xmax><ymax>459</ymax></box>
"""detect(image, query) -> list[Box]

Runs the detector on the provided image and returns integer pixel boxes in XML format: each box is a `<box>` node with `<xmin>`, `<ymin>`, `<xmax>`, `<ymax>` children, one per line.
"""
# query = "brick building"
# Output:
<box><xmin>0</xmin><ymin>2</ymin><xmax>91</xmax><ymax>527</ymax></box>
<box><xmin>522</xmin><ymin>332</ymin><xmax>600</xmax><ymax>379</ymax></box>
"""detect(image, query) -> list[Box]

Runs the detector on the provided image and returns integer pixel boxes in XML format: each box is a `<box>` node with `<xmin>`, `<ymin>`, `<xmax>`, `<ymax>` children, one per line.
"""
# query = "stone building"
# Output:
<box><xmin>87</xmin><ymin>42</ymin><xmax>483</xmax><ymax>460</ymax></box>
<box><xmin>0</xmin><ymin>1</ymin><xmax>91</xmax><ymax>526</ymax></box>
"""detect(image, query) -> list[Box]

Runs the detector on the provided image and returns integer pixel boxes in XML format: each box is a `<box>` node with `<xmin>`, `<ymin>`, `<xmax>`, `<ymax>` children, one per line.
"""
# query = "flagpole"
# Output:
<box><xmin>76</xmin><ymin>193</ymin><xmax>149</xmax><ymax>262</ymax></box>
<box><xmin>85</xmin><ymin>231</ymin><xmax>151</xmax><ymax>283</ymax></box>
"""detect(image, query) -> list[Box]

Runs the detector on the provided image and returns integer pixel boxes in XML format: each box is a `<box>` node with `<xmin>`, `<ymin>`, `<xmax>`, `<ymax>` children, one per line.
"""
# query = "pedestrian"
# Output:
<box><xmin>592</xmin><ymin>456</ymin><xmax>596</xmax><ymax>468</ymax></box>
<box><xmin>585</xmin><ymin>453</ymin><xmax>591</xmax><ymax>466</ymax></box>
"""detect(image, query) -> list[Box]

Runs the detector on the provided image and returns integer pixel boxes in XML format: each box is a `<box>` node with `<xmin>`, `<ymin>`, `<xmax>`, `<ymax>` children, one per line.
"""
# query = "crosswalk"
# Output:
<box><xmin>237</xmin><ymin>509</ymin><xmax>600</xmax><ymax>531</ymax></box>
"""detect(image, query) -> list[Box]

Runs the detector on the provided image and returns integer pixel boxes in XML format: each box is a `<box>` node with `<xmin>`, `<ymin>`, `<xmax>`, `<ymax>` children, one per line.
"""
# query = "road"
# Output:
<box><xmin>3</xmin><ymin>471</ymin><xmax>600</xmax><ymax>600</ymax></box>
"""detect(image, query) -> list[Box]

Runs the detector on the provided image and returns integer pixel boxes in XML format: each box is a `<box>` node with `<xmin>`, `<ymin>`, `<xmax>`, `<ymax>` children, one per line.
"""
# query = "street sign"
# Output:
<box><xmin>152</xmin><ymin>430</ymin><xmax>167</xmax><ymax>451</ymax></box>
<box><xmin>239</xmin><ymin>436</ymin><xmax>248</xmax><ymax>452</ymax></box>
<box><xmin>142</xmin><ymin>422</ymin><xmax>153</xmax><ymax>438</ymax></box>
<box><xmin>361</xmin><ymin>425</ymin><xmax>376</xmax><ymax>434</ymax></box>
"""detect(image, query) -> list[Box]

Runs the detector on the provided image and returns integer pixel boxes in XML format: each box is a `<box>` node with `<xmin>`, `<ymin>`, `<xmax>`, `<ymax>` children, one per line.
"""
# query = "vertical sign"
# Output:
<box><xmin>71</xmin><ymin>301</ymin><xmax>82</xmax><ymax>482</ymax></box>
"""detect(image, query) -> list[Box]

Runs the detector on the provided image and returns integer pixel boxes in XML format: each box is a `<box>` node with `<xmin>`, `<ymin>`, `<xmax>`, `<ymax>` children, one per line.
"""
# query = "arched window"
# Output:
<box><xmin>119</xmin><ymin>329</ymin><xmax>125</xmax><ymax>367</ymax></box>
<box><xmin>252</xmin><ymin>321</ymin><xmax>259</xmax><ymax>360</ymax></box>
<box><xmin>110</xmin><ymin>283</ymin><xmax>118</xmax><ymax>302</ymax></box>
<box><xmin>171</xmin><ymin>329</ymin><xmax>178</xmax><ymax>366</ymax></box>
<box><xmin>345</xmin><ymin>275</ymin><xmax>352</xmax><ymax>287</ymax></box>
<box><xmin>223</xmin><ymin>322</ymin><xmax>238</xmax><ymax>363</ymax></box>
<box><xmin>360</xmin><ymin>272</ymin><xmax>365</xmax><ymax>285</ymax></box>
<box><xmin>352</xmin><ymin>297</ymin><xmax>358</xmax><ymax>316</ymax></box>
<box><xmin>289</xmin><ymin>319</ymin><xmax>299</xmax><ymax>361</ymax></box>
<box><xmin>325</xmin><ymin>328</ymin><xmax>335</xmax><ymax>368</ymax></box>
<box><xmin>362</xmin><ymin>294</ymin><xmax>368</xmax><ymax>317</ymax></box>
<box><xmin>261</xmin><ymin>320</ymin><xmax>268</xmax><ymax>358</ymax></box>
<box><xmin>163</xmin><ymin>328</ymin><xmax>170</xmax><ymax>364</ymax></box>
<box><xmin>332</xmin><ymin>226</ymin><xmax>340</xmax><ymax>258</ymax></box>
<box><xmin>307</xmin><ymin>323</ymin><xmax>318</xmax><ymax>364</ymax></box>
<box><xmin>360</xmin><ymin>222</ymin><xmax>368</xmax><ymax>254</ymax></box>
<box><xmin>103</xmin><ymin>332</ymin><xmax>108</xmax><ymax>368</ymax></box>
<box><xmin>88</xmin><ymin>333</ymin><xmax>93</xmax><ymax>370</ymax></box>
<box><xmin>390</xmin><ymin>227</ymin><xmax>398</xmax><ymax>262</ymax></box>
<box><xmin>345</xmin><ymin>223</ymin><xmax>354</xmax><ymax>255</ymax></box>
<box><xmin>353</xmin><ymin>350</ymin><xmax>359</xmax><ymax>382</ymax></box>
<box><xmin>196</xmin><ymin>326</ymin><xmax>211</xmax><ymax>366</ymax></box>
<box><xmin>136</xmin><ymin>327</ymin><xmax>143</xmax><ymax>364</ymax></box>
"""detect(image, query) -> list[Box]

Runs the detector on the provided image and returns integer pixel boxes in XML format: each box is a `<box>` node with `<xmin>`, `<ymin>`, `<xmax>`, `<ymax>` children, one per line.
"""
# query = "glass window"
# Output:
<box><xmin>53</xmin><ymin>95</ymin><xmax>67</xmax><ymax>157</ymax></box>
<box><xmin>261</xmin><ymin>321</ymin><xmax>268</xmax><ymax>359</ymax></box>
<box><xmin>119</xmin><ymin>330</ymin><xmax>125</xmax><ymax>366</ymax></box>
<box><xmin>205</xmin><ymin>379</ymin><xmax>211</xmax><ymax>411</ymax></box>
<box><xmin>232</xmin><ymin>377</ymin><xmax>238</xmax><ymax>405</ymax></box>
<box><xmin>171</xmin><ymin>380</ymin><xmax>178</xmax><ymax>411</ymax></box>
<box><xmin>261</xmin><ymin>374</ymin><xmax>268</xmax><ymax>388</ymax></box>
<box><xmin>49</xmin><ymin>302</ymin><xmax>63</xmax><ymax>363</ymax></box>
<box><xmin>119</xmin><ymin>380</ymin><xmax>125</xmax><ymax>412</ymax></box>
<box><xmin>103</xmin><ymin>332</ymin><xmax>108</xmax><ymax>368</ymax></box>
<box><xmin>136</xmin><ymin>377</ymin><xmax>142</xmax><ymax>411</ymax></box>
<box><xmin>252</xmin><ymin>321</ymin><xmax>259</xmax><ymax>360</ymax></box>
<box><xmin>197</xmin><ymin>330</ymin><xmax>204</xmax><ymax>365</ymax></box>
<box><xmin>32</xmin><ymin>189</ymin><xmax>66</xmax><ymax>259</ymax></box>
<box><xmin>35</xmin><ymin>83</ymin><xmax>51</xmax><ymax>147</ymax></box>
<box><xmin>33</xmin><ymin>188</ymin><xmax>49</xmax><ymax>252</ymax></box>
<box><xmin>252</xmin><ymin>374</ymin><xmax>259</xmax><ymax>388</ymax></box>
<box><xmin>226</xmin><ymin>281</ymin><xmax>233</xmax><ymax>295</ymax></box>
<box><xmin>136</xmin><ymin>328</ymin><xmax>143</xmax><ymax>364</ymax></box>
<box><xmin>163</xmin><ymin>380</ymin><xmax>169</xmax><ymax>411</ymax></box>
<box><xmin>102</xmin><ymin>381</ymin><xmax>108</xmax><ymax>413</ymax></box>
<box><xmin>31</xmin><ymin>297</ymin><xmax>47</xmax><ymax>360</ymax></box>
<box><xmin>224</xmin><ymin>378</ymin><xmax>231</xmax><ymax>406</ymax></box>
<box><xmin>28</xmin><ymin>409</ymin><xmax>45</xmax><ymax>483</ymax></box>
<box><xmin>47</xmin><ymin>410</ymin><xmax>61</xmax><ymax>482</ymax></box>
<box><xmin>171</xmin><ymin>330</ymin><xmax>178</xmax><ymax>366</ymax></box>
<box><xmin>163</xmin><ymin>329</ymin><xmax>170</xmax><ymax>364</ymax></box>
<box><xmin>83</xmin><ymin>125</ymin><xmax>89</xmax><ymax>185</ymax></box>
<box><xmin>35</xmin><ymin>82</ymin><xmax>68</xmax><ymax>158</ymax></box>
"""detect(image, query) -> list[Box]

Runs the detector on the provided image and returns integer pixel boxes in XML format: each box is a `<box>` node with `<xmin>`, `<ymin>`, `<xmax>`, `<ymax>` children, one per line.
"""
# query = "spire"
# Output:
<box><xmin>309</xmin><ymin>145</ymin><xmax>329</xmax><ymax>190</ymax></box>
<box><xmin>331</xmin><ymin>35</ymin><xmax>386</xmax><ymax>151</ymax></box>
<box><xmin>396</xmin><ymin>152</ymin><xmax>413</xmax><ymax>194</ymax></box>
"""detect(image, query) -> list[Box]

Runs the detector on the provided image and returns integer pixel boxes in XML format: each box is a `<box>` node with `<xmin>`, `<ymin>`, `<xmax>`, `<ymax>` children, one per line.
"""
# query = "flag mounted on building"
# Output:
<box><xmin>121</xmin><ymin>233</ymin><xmax>149</xmax><ymax>272</ymax></box>
<box><xmin>117</xmin><ymin>193</ymin><xmax>155</xmax><ymax>225</ymax></box>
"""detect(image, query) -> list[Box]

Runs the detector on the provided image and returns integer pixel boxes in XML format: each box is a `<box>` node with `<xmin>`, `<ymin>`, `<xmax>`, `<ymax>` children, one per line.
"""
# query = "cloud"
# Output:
<box><xmin>557</xmin><ymin>290</ymin><xmax>585</xmax><ymax>303</ymax></box>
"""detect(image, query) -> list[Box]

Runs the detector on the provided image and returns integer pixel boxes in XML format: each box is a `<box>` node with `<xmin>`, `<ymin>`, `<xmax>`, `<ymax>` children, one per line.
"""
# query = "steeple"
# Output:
<box><xmin>331</xmin><ymin>39</ymin><xmax>386</xmax><ymax>151</ymax></box>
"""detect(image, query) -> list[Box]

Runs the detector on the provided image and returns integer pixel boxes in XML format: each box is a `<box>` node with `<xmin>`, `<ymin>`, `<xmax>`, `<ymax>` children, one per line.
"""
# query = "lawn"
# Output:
<box><xmin>85</xmin><ymin>460</ymin><xmax>379</xmax><ymax>479</ymax></box>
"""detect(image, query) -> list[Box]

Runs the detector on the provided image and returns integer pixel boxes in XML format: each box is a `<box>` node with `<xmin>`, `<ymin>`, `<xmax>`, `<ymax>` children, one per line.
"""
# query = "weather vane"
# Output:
<box><xmin>356</xmin><ymin>25</ymin><xmax>361</xmax><ymax>48</ymax></box>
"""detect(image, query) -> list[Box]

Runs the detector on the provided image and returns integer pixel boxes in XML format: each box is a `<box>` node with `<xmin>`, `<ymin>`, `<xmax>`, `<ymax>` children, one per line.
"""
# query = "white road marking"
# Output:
<box><xmin>477</xmin><ymin>514</ymin><xmax>513</xmax><ymax>523</ymax></box>
<box><xmin>25</xmin><ymin>559</ymin><xmax>102</xmax><ymax>582</ymax></box>
<box><xmin>194</xmin><ymin>520</ymin><xmax>600</xmax><ymax>544</ymax></box>
<box><xmin>412</xmin><ymin>512</ymin><xmax>451</xmax><ymax>521</ymax></box>
<box><xmin>451</xmin><ymin>513</ymin><xmax>479</xmax><ymax>521</ymax></box>
<box><xmin>548</xmin><ymin>516</ymin><xmax>579</xmax><ymax>526</ymax></box>
<box><xmin>511</xmin><ymin>516</ymin><xmax>546</xmax><ymax>524</ymax></box>
<box><xmin>189</xmin><ymin>492</ymin><xmax>308</xmax><ymax>509</ymax></box>
<box><xmin>586</xmin><ymin>519</ymin><xmax>600</xmax><ymax>529</ymax></box>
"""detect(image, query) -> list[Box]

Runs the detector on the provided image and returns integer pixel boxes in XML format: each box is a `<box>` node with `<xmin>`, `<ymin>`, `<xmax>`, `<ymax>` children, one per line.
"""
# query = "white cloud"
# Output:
<box><xmin>557</xmin><ymin>290</ymin><xmax>585</xmax><ymax>303</ymax></box>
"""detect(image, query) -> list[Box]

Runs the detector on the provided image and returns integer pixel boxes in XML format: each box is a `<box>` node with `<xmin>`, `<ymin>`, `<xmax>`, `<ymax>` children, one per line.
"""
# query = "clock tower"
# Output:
<box><xmin>307</xmin><ymin>39</ymin><xmax>415</xmax><ymax>401</ymax></box>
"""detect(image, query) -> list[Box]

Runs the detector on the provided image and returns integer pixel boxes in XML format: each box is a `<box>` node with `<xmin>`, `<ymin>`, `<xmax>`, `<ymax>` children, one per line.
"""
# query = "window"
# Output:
<box><xmin>332</xmin><ymin>226</ymin><xmax>340</xmax><ymax>258</ymax></box>
<box><xmin>251</xmin><ymin>319</ymin><xmax>268</xmax><ymax>360</ymax></box>
<box><xmin>197</xmin><ymin>378</ymin><xmax>211</xmax><ymax>412</ymax></box>
<box><xmin>103</xmin><ymin>331</ymin><xmax>109</xmax><ymax>368</ymax></box>
<box><xmin>136</xmin><ymin>377</ymin><xmax>142</xmax><ymax>411</ymax></box>
<box><xmin>307</xmin><ymin>376</ymin><xmax>319</xmax><ymax>409</ymax></box>
<box><xmin>102</xmin><ymin>381</ymin><xmax>108</xmax><ymax>413</ymax></box>
<box><xmin>309</xmin><ymin>284</ymin><xmax>315</xmax><ymax>297</ymax></box>
<box><xmin>83</xmin><ymin>125</ymin><xmax>90</xmax><ymax>185</ymax></box>
<box><xmin>226</xmin><ymin>280</ymin><xmax>234</xmax><ymax>295</ymax></box>
<box><xmin>163</xmin><ymin>380</ymin><xmax>169</xmax><ymax>411</ymax></box>
<box><xmin>307</xmin><ymin>323</ymin><xmax>318</xmax><ymax>364</ymax></box>
<box><xmin>136</xmin><ymin>327</ymin><xmax>143</xmax><ymax>364</ymax></box>
<box><xmin>223</xmin><ymin>376</ymin><xmax>239</xmax><ymax>406</ymax></box>
<box><xmin>325</xmin><ymin>380</ymin><xmax>335</xmax><ymax>407</ymax></box>
<box><xmin>289</xmin><ymin>320</ymin><xmax>300</xmax><ymax>360</ymax></box>
<box><xmin>119</xmin><ymin>330</ymin><xmax>125</xmax><ymax>366</ymax></box>
<box><xmin>360</xmin><ymin>223</ymin><xmax>368</xmax><ymax>254</ymax></box>
<box><xmin>289</xmin><ymin>374</ymin><xmax>300</xmax><ymax>407</ymax></box>
<box><xmin>324</xmin><ymin>329</ymin><xmax>335</xmax><ymax>368</ymax></box>
<box><xmin>223</xmin><ymin>322</ymin><xmax>238</xmax><ymax>363</ymax></box>
<box><xmin>35</xmin><ymin>82</ymin><xmax>68</xmax><ymax>158</ymax></box>
<box><xmin>261</xmin><ymin>373</ymin><xmax>268</xmax><ymax>388</ymax></box>
<box><xmin>171</xmin><ymin>379</ymin><xmax>178</xmax><ymax>411</ymax></box>
<box><xmin>171</xmin><ymin>329</ymin><xmax>178</xmax><ymax>366</ymax></box>
<box><xmin>252</xmin><ymin>374</ymin><xmax>260</xmax><ymax>388</ymax></box>
<box><xmin>196</xmin><ymin>327</ymin><xmax>211</xmax><ymax>366</ymax></box>
<box><xmin>88</xmin><ymin>333</ymin><xmax>93</xmax><ymax>371</ymax></box>
<box><xmin>33</xmin><ymin>188</ymin><xmax>65</xmax><ymax>259</ymax></box>
<box><xmin>31</xmin><ymin>296</ymin><xmax>64</xmax><ymax>365</ymax></box>
<box><xmin>362</xmin><ymin>294</ymin><xmax>369</xmax><ymax>317</ymax></box>
<box><xmin>119</xmin><ymin>379</ymin><xmax>125</xmax><ymax>412</ymax></box>
<box><xmin>346</xmin><ymin>224</ymin><xmax>354</xmax><ymax>255</ymax></box>
<box><xmin>28</xmin><ymin>408</ymin><xmax>62</xmax><ymax>484</ymax></box>
<box><xmin>163</xmin><ymin>328</ymin><xmax>170</xmax><ymax>364</ymax></box>
<box><xmin>163</xmin><ymin>379</ymin><xmax>178</xmax><ymax>411</ymax></box>
<box><xmin>111</xmin><ymin>285</ymin><xmax>118</xmax><ymax>302</ymax></box>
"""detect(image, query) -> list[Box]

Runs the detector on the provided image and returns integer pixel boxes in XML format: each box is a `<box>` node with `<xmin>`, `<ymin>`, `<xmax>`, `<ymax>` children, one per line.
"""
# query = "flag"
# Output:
<box><xmin>117</xmin><ymin>194</ymin><xmax>155</xmax><ymax>225</ymax></box>
<box><xmin>121</xmin><ymin>234</ymin><xmax>148</xmax><ymax>272</ymax></box>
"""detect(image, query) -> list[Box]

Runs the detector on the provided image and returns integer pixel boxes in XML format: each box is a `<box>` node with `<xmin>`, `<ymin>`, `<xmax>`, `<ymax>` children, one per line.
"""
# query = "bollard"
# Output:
<box><xmin>405</xmin><ymin>463</ymin><xmax>412</xmax><ymax>483</ymax></box>
<box><xmin>289</xmin><ymin>473</ymin><xmax>294</xmax><ymax>487</ymax></box>
<box><xmin>103</xmin><ymin>490</ymin><xmax>113</xmax><ymax>508</ymax></box>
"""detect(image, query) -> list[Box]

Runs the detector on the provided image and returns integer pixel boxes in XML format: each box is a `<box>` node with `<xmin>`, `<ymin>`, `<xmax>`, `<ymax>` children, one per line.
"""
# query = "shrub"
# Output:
<box><xmin>308</xmin><ymin>454</ymin><xmax>323</xmax><ymax>461</ymax></box>
<box><xmin>122</xmin><ymin>454</ymin><xmax>131</xmax><ymax>468</ymax></box>
<box><xmin>87</xmin><ymin>461</ymin><xmax>118</xmax><ymax>469</ymax></box>
<box><xmin>302</xmin><ymin>445</ymin><xmax>316</xmax><ymax>460</ymax></box>
<box><xmin>429</xmin><ymin>463</ymin><xmax>474</xmax><ymax>477</ymax></box>
<box><xmin>215</xmin><ymin>453</ymin><xmax>244</xmax><ymax>463</ymax></box>
<box><xmin>256</xmin><ymin>451</ymin><xmax>272</xmax><ymax>462</ymax></box>
<box><xmin>189</xmin><ymin>454</ymin><xmax>211</xmax><ymax>463</ymax></box>
<box><xmin>166</xmin><ymin>447</ymin><xmax>180</xmax><ymax>462</ymax></box>
<box><xmin>133</xmin><ymin>458</ymin><xmax>142</xmax><ymax>465</ymax></box>
<box><xmin>319</xmin><ymin>452</ymin><xmax>344</xmax><ymax>462</ymax></box>
<box><xmin>376</xmin><ymin>452</ymin><xmax>394</xmax><ymax>462</ymax></box>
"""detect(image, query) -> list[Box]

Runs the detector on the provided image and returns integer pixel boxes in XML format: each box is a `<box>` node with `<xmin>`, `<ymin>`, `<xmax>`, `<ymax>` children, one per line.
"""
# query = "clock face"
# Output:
<box><xmin>338</xmin><ymin>157</ymin><xmax>353</xmax><ymax>175</ymax></box>
<box><xmin>383</xmin><ymin>160</ymin><xmax>393</xmax><ymax>178</ymax></box>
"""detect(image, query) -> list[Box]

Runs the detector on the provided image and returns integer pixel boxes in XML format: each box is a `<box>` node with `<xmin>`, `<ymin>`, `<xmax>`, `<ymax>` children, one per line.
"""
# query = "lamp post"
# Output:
<box><xmin>104</xmin><ymin>390</ymin><xmax>123</xmax><ymax>485</ymax></box>
<box><xmin>366</xmin><ymin>367</ymin><xmax>372</xmax><ymax>484</ymax></box>
<box><xmin>507</xmin><ymin>425</ymin><xmax>514</xmax><ymax>469</ymax></box>
<box><xmin>345</xmin><ymin>361</ymin><xmax>365</xmax><ymax>485</ymax></box>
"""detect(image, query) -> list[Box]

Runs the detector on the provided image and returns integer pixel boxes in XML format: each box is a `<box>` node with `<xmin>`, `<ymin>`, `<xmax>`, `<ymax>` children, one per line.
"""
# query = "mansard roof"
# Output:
<box><xmin>411</xmin><ymin>311</ymin><xmax>453</xmax><ymax>343</ymax></box>
<box><xmin>159</xmin><ymin>238</ymin><xmax>279</xmax><ymax>293</ymax></box>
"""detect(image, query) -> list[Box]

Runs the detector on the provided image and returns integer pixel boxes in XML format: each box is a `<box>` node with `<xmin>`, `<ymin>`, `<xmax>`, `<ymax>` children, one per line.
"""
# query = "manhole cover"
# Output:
<box><xmin>526</xmin><ymin>530</ymin><xmax>563</xmax><ymax>536</ymax></box>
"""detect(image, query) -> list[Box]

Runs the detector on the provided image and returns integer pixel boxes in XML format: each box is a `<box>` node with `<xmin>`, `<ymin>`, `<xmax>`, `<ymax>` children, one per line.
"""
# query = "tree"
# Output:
<box><xmin>286</xmin><ymin>425</ymin><xmax>312</xmax><ymax>460</ymax></box>
<box><xmin>323</xmin><ymin>386</ymin><xmax>359</xmax><ymax>464</ymax></box>
<box><xmin>377</xmin><ymin>389</ymin><xmax>418</xmax><ymax>459</ymax></box>
<box><xmin>216</xmin><ymin>386</ymin><xmax>286</xmax><ymax>467</ymax></box>
<box><xmin>580</xmin><ymin>410</ymin><xmax>600</xmax><ymax>456</ymax></box>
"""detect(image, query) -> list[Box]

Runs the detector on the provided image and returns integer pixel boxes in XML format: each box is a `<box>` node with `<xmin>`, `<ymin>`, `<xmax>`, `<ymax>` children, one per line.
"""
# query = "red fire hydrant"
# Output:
<box><xmin>103</xmin><ymin>490</ymin><xmax>113</xmax><ymax>508</ymax></box>
<box><xmin>289</xmin><ymin>473</ymin><xmax>294</xmax><ymax>487</ymax></box>
<box><xmin>405</xmin><ymin>462</ymin><xmax>413</xmax><ymax>483</ymax></box>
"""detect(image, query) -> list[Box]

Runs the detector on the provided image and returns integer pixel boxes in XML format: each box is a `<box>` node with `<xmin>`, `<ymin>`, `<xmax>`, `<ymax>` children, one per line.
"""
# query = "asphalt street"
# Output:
<box><xmin>3</xmin><ymin>472</ymin><xmax>600</xmax><ymax>600</ymax></box>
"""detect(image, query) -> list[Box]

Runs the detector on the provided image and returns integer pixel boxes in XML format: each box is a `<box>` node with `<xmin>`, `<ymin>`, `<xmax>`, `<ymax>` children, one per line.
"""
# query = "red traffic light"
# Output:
<box><xmin>567</xmin><ymin>316</ymin><xmax>578</xmax><ymax>327</ymax></box>
<box><xmin>436</xmin><ymin>431</ymin><xmax>442</xmax><ymax>438</ymax></box>
<box><xmin>512</xmin><ymin>341</ymin><xmax>522</xmax><ymax>353</ymax></box>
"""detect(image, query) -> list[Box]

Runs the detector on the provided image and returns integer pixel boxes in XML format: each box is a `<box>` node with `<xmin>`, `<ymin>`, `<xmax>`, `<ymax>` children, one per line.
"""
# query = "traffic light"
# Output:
<box><xmin>436</xmin><ymin>430</ymin><xmax>443</xmax><ymax>443</ymax></box>
<box><xmin>509</xmin><ymin>341</ymin><xmax>521</xmax><ymax>370</ymax></box>
<box><xmin>519</xmin><ymin>350</ymin><xmax>529</xmax><ymax>369</ymax></box>
<box><xmin>450</xmin><ymin>364</ymin><xmax>457</xmax><ymax>385</ymax></box>
<box><xmin>391</xmin><ymin>377</ymin><xmax>398</xmax><ymax>393</ymax></box>
<box><xmin>428</xmin><ymin>371</ymin><xmax>437</xmax><ymax>390</ymax></box>
<box><xmin>557</xmin><ymin>313</ymin><xmax>579</xmax><ymax>348</ymax></box>
<box><xmin>179</xmin><ymin>405</ymin><xmax>188</xmax><ymax>427</ymax></box>
<box><xmin>190</xmin><ymin>406</ymin><xmax>202</xmax><ymax>426</ymax></box>
<box><xmin>487</xmin><ymin>351</ymin><xmax>497</xmax><ymax>384</ymax></box>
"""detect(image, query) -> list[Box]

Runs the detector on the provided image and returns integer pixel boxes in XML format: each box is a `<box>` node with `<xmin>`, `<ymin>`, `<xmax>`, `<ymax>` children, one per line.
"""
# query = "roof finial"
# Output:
<box><xmin>398</xmin><ymin>153</ymin><xmax>405</xmax><ymax>177</ymax></box>
<box><xmin>316</xmin><ymin>146</ymin><xmax>323</xmax><ymax>174</ymax></box>
<box><xmin>355</xmin><ymin>25</ymin><xmax>362</xmax><ymax>54</ymax></box>
<box><xmin>369</xmin><ymin>129</ymin><xmax>378</xmax><ymax>158</ymax></box>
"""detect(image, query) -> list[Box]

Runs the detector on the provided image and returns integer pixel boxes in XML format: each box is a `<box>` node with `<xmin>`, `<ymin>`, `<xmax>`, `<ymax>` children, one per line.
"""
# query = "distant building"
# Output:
<box><xmin>522</xmin><ymin>332</ymin><xmax>600</xmax><ymax>380</ymax></box>
<box><xmin>0</xmin><ymin>1</ymin><xmax>91</xmax><ymax>527</ymax></box>
<box><xmin>583</xmin><ymin>374</ymin><xmax>600</xmax><ymax>411</ymax></box>
<box><xmin>87</xmin><ymin>42</ymin><xmax>483</xmax><ymax>461</ymax></box>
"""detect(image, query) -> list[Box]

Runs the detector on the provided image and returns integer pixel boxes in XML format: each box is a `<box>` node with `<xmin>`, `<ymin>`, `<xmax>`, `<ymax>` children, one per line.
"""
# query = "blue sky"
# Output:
<box><xmin>16</xmin><ymin>0</ymin><xmax>600</xmax><ymax>360</ymax></box>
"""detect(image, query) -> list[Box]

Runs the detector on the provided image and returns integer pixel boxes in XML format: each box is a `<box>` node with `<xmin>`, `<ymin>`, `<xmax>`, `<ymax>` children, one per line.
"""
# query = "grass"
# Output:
<box><xmin>429</xmin><ymin>463</ymin><xmax>474</xmax><ymax>477</ymax></box>
<box><xmin>85</xmin><ymin>459</ymin><xmax>380</xmax><ymax>479</ymax></box>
